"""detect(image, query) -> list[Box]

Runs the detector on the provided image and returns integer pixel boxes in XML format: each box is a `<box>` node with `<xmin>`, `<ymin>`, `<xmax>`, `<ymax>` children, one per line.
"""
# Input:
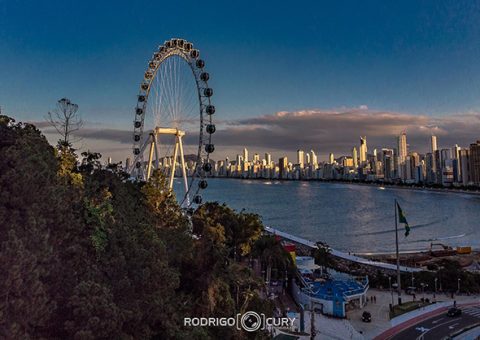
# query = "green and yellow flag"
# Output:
<box><xmin>396</xmin><ymin>202</ymin><xmax>410</xmax><ymax>237</ymax></box>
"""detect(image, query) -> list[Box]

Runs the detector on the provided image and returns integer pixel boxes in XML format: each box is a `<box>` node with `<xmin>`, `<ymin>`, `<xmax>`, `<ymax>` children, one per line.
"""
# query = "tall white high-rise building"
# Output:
<box><xmin>329</xmin><ymin>153</ymin><xmax>334</xmax><ymax>164</ymax></box>
<box><xmin>265</xmin><ymin>153</ymin><xmax>272</xmax><ymax>167</ymax></box>
<box><xmin>397</xmin><ymin>132</ymin><xmax>408</xmax><ymax>179</ymax></box>
<box><xmin>398</xmin><ymin>133</ymin><xmax>407</xmax><ymax>160</ymax></box>
<box><xmin>352</xmin><ymin>147</ymin><xmax>358</xmax><ymax>168</ymax></box>
<box><xmin>305</xmin><ymin>153</ymin><xmax>311</xmax><ymax>165</ymax></box>
<box><xmin>359</xmin><ymin>136</ymin><xmax>367</xmax><ymax>163</ymax></box>
<box><xmin>243</xmin><ymin>148</ymin><xmax>249</xmax><ymax>163</ymax></box>
<box><xmin>236</xmin><ymin>154</ymin><xmax>242</xmax><ymax>166</ymax></box>
<box><xmin>310</xmin><ymin>150</ymin><xmax>318</xmax><ymax>168</ymax></box>
<box><xmin>453</xmin><ymin>144</ymin><xmax>461</xmax><ymax>159</ymax></box>
<box><xmin>431</xmin><ymin>135</ymin><xmax>438</xmax><ymax>153</ymax></box>
<box><xmin>253</xmin><ymin>153</ymin><xmax>260</xmax><ymax>163</ymax></box>
<box><xmin>297</xmin><ymin>149</ymin><xmax>305</xmax><ymax>168</ymax></box>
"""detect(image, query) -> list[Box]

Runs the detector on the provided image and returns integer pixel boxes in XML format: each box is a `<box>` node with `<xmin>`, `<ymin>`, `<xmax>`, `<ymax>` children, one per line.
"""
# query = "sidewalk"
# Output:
<box><xmin>299</xmin><ymin>311</ymin><xmax>364</xmax><ymax>340</ymax></box>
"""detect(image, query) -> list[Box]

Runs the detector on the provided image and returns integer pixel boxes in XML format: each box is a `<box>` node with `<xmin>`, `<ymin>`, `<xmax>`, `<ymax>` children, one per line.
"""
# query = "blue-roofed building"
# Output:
<box><xmin>291</xmin><ymin>256</ymin><xmax>369</xmax><ymax>318</ymax></box>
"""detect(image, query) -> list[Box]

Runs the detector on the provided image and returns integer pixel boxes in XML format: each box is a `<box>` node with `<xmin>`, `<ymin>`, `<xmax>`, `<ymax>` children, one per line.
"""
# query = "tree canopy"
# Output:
<box><xmin>0</xmin><ymin>115</ymin><xmax>291</xmax><ymax>339</ymax></box>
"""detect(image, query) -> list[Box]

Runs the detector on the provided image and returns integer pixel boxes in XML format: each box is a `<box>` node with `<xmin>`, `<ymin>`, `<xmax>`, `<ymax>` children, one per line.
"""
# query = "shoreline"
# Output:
<box><xmin>209</xmin><ymin>176</ymin><xmax>480</xmax><ymax>196</ymax></box>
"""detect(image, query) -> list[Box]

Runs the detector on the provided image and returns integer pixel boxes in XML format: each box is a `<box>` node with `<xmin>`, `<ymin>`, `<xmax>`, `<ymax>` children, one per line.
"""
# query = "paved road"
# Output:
<box><xmin>390</xmin><ymin>305</ymin><xmax>480</xmax><ymax>339</ymax></box>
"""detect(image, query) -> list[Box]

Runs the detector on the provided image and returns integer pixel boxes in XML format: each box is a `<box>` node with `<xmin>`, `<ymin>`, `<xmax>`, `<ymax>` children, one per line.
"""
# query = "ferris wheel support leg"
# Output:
<box><xmin>146</xmin><ymin>135</ymin><xmax>156</xmax><ymax>180</ymax></box>
<box><xmin>177</xmin><ymin>135</ymin><xmax>189</xmax><ymax>205</ymax></box>
<box><xmin>169</xmin><ymin>141</ymin><xmax>179</xmax><ymax>189</ymax></box>
<box><xmin>153</xmin><ymin>133</ymin><xmax>160</xmax><ymax>170</ymax></box>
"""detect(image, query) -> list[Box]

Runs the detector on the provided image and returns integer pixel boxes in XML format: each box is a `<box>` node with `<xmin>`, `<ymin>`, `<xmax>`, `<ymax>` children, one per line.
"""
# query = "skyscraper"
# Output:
<box><xmin>397</xmin><ymin>132</ymin><xmax>407</xmax><ymax>179</ymax></box>
<box><xmin>243</xmin><ymin>148</ymin><xmax>249</xmax><ymax>163</ymax></box>
<box><xmin>297</xmin><ymin>149</ymin><xmax>305</xmax><ymax>168</ymax></box>
<box><xmin>452</xmin><ymin>144</ymin><xmax>461</xmax><ymax>183</ymax></box>
<box><xmin>265</xmin><ymin>153</ymin><xmax>272</xmax><ymax>167</ymax></box>
<box><xmin>310</xmin><ymin>150</ymin><xmax>318</xmax><ymax>169</ymax></box>
<box><xmin>460</xmin><ymin>149</ymin><xmax>470</xmax><ymax>186</ymax></box>
<box><xmin>382</xmin><ymin>149</ymin><xmax>394</xmax><ymax>180</ymax></box>
<box><xmin>279</xmin><ymin>157</ymin><xmax>288</xmax><ymax>179</ymax></box>
<box><xmin>352</xmin><ymin>147</ymin><xmax>358</xmax><ymax>169</ymax></box>
<box><xmin>431</xmin><ymin>135</ymin><xmax>438</xmax><ymax>153</ymax></box>
<box><xmin>329</xmin><ymin>153</ymin><xmax>334</xmax><ymax>164</ymax></box>
<box><xmin>397</xmin><ymin>133</ymin><xmax>407</xmax><ymax>160</ymax></box>
<box><xmin>469</xmin><ymin>141</ymin><xmax>480</xmax><ymax>185</ymax></box>
<box><xmin>236</xmin><ymin>154</ymin><xmax>242</xmax><ymax>167</ymax></box>
<box><xmin>359</xmin><ymin>136</ymin><xmax>367</xmax><ymax>163</ymax></box>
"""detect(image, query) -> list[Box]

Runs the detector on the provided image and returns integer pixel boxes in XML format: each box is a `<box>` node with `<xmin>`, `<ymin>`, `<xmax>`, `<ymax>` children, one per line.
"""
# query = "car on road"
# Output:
<box><xmin>362</xmin><ymin>311</ymin><xmax>372</xmax><ymax>322</ymax></box>
<box><xmin>405</xmin><ymin>286</ymin><xmax>417</xmax><ymax>295</ymax></box>
<box><xmin>447</xmin><ymin>307</ymin><xmax>462</xmax><ymax>317</ymax></box>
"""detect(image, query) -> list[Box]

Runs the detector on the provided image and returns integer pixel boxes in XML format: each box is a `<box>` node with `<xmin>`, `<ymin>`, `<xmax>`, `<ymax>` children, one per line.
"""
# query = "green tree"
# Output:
<box><xmin>313</xmin><ymin>241</ymin><xmax>334</xmax><ymax>274</ymax></box>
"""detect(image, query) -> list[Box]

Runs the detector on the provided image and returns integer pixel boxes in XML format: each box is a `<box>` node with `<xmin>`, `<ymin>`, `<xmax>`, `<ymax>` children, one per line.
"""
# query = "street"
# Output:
<box><xmin>390</xmin><ymin>305</ymin><xmax>480</xmax><ymax>339</ymax></box>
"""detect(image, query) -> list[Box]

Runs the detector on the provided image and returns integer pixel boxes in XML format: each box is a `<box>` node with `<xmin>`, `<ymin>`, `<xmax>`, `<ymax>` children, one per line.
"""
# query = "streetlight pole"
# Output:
<box><xmin>457</xmin><ymin>278</ymin><xmax>461</xmax><ymax>294</ymax></box>
<box><xmin>389</xmin><ymin>277</ymin><xmax>394</xmax><ymax>306</ymax></box>
<box><xmin>310</xmin><ymin>298</ymin><xmax>315</xmax><ymax>340</ymax></box>
<box><xmin>434</xmin><ymin>278</ymin><xmax>437</xmax><ymax>300</ymax></box>
<box><xmin>394</xmin><ymin>199</ymin><xmax>402</xmax><ymax>305</ymax></box>
<box><xmin>421</xmin><ymin>283</ymin><xmax>427</xmax><ymax>300</ymax></box>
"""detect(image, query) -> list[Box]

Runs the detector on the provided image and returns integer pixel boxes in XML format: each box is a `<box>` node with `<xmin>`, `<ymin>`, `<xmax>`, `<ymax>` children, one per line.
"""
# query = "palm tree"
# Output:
<box><xmin>313</xmin><ymin>241</ymin><xmax>334</xmax><ymax>275</ymax></box>
<box><xmin>252</xmin><ymin>235</ymin><xmax>293</xmax><ymax>285</ymax></box>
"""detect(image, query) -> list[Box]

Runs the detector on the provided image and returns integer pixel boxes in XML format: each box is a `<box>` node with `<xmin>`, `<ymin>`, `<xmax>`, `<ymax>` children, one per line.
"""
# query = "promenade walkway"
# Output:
<box><xmin>265</xmin><ymin>226</ymin><xmax>422</xmax><ymax>273</ymax></box>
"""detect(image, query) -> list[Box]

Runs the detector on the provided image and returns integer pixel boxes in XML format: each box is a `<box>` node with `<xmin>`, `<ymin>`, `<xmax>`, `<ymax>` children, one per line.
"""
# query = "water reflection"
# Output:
<box><xmin>186</xmin><ymin>179</ymin><xmax>480</xmax><ymax>253</ymax></box>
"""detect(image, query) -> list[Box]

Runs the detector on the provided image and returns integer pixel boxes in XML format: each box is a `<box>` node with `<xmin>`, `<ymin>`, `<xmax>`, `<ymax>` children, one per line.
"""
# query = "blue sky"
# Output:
<box><xmin>1</xmin><ymin>1</ymin><xmax>480</xmax><ymax>160</ymax></box>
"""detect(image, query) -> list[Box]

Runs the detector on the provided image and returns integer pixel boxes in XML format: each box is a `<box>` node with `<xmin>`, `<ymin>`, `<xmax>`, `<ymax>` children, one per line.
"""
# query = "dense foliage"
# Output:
<box><xmin>0</xmin><ymin>116</ymin><xmax>290</xmax><ymax>339</ymax></box>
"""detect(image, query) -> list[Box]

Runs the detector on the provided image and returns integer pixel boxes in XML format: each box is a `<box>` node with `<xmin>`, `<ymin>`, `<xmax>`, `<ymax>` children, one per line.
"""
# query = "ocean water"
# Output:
<box><xmin>176</xmin><ymin>178</ymin><xmax>480</xmax><ymax>253</ymax></box>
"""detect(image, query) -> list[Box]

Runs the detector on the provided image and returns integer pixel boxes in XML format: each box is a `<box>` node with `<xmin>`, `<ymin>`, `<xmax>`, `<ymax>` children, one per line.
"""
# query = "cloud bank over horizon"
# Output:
<box><xmin>34</xmin><ymin>108</ymin><xmax>480</xmax><ymax>163</ymax></box>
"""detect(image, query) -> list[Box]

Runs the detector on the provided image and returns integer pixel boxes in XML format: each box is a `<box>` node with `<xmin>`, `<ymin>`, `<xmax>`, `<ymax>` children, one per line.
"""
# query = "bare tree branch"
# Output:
<box><xmin>46</xmin><ymin>98</ymin><xmax>83</xmax><ymax>146</ymax></box>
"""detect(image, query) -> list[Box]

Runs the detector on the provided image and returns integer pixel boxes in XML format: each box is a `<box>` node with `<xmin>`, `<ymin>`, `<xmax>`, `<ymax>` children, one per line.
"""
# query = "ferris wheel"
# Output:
<box><xmin>129</xmin><ymin>38</ymin><xmax>216</xmax><ymax>208</ymax></box>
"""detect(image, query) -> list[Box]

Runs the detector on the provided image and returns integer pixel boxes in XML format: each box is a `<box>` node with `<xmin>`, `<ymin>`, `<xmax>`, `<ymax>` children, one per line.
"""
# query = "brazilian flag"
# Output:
<box><xmin>397</xmin><ymin>202</ymin><xmax>411</xmax><ymax>237</ymax></box>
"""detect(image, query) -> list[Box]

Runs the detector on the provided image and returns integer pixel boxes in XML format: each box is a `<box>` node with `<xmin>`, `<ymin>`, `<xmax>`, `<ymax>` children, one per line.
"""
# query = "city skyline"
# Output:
<box><xmin>211</xmin><ymin>131</ymin><xmax>480</xmax><ymax>187</ymax></box>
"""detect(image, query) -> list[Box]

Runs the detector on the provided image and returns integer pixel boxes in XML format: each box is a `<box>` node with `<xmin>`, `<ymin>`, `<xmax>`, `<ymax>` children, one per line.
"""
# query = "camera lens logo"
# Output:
<box><xmin>240</xmin><ymin>311</ymin><xmax>262</xmax><ymax>332</ymax></box>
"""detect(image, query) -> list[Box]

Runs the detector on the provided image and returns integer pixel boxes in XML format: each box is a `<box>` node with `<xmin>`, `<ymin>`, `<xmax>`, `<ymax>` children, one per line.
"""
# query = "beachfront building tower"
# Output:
<box><xmin>329</xmin><ymin>153</ymin><xmax>335</xmax><ymax>164</ymax></box>
<box><xmin>352</xmin><ymin>147</ymin><xmax>358</xmax><ymax>169</ymax></box>
<box><xmin>431</xmin><ymin>135</ymin><xmax>438</xmax><ymax>153</ymax></box>
<box><xmin>310</xmin><ymin>150</ymin><xmax>318</xmax><ymax>169</ymax></box>
<box><xmin>243</xmin><ymin>148</ymin><xmax>249</xmax><ymax>164</ymax></box>
<box><xmin>279</xmin><ymin>156</ymin><xmax>288</xmax><ymax>179</ymax></box>
<box><xmin>265</xmin><ymin>153</ymin><xmax>272</xmax><ymax>167</ymax></box>
<box><xmin>397</xmin><ymin>132</ymin><xmax>408</xmax><ymax>180</ymax></box>
<box><xmin>470</xmin><ymin>141</ymin><xmax>480</xmax><ymax>185</ymax></box>
<box><xmin>359</xmin><ymin>136</ymin><xmax>367</xmax><ymax>164</ymax></box>
<box><xmin>297</xmin><ymin>149</ymin><xmax>305</xmax><ymax>168</ymax></box>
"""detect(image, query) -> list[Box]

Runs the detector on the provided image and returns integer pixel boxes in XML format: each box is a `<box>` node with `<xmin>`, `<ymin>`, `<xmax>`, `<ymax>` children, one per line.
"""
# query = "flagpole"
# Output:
<box><xmin>395</xmin><ymin>199</ymin><xmax>402</xmax><ymax>305</ymax></box>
